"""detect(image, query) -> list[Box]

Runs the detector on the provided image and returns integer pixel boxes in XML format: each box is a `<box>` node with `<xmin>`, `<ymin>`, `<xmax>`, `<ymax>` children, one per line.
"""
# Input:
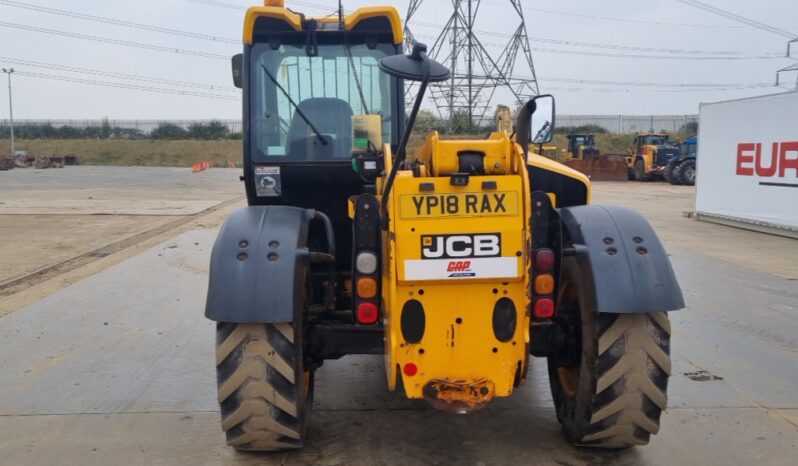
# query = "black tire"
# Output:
<box><xmin>548</xmin><ymin>259</ymin><xmax>671</xmax><ymax>448</ymax></box>
<box><xmin>678</xmin><ymin>159</ymin><xmax>696</xmax><ymax>186</ymax></box>
<box><xmin>664</xmin><ymin>160</ymin><xmax>681</xmax><ymax>185</ymax></box>
<box><xmin>633</xmin><ymin>159</ymin><xmax>649</xmax><ymax>181</ymax></box>
<box><xmin>216</xmin><ymin>322</ymin><xmax>313</xmax><ymax>451</ymax></box>
<box><xmin>670</xmin><ymin>162</ymin><xmax>683</xmax><ymax>185</ymax></box>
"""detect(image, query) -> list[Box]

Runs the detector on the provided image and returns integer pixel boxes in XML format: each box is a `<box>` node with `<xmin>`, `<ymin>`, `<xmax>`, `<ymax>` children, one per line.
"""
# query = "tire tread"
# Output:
<box><xmin>216</xmin><ymin>323</ymin><xmax>306</xmax><ymax>451</ymax></box>
<box><xmin>578</xmin><ymin>313</ymin><xmax>671</xmax><ymax>448</ymax></box>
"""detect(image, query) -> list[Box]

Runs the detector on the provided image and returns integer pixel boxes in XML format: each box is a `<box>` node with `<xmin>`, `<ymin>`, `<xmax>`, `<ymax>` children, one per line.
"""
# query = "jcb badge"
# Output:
<box><xmin>400</xmin><ymin>192</ymin><xmax>518</xmax><ymax>218</ymax></box>
<box><xmin>421</xmin><ymin>234</ymin><xmax>501</xmax><ymax>259</ymax></box>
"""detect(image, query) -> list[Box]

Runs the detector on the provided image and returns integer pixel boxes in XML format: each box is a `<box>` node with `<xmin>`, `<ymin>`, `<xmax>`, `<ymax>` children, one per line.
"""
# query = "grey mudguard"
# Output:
<box><xmin>559</xmin><ymin>205</ymin><xmax>685</xmax><ymax>313</ymax></box>
<box><xmin>205</xmin><ymin>206</ymin><xmax>313</xmax><ymax>323</ymax></box>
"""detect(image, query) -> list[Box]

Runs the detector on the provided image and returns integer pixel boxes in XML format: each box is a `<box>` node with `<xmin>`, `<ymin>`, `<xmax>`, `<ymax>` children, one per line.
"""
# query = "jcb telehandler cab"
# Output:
<box><xmin>206</xmin><ymin>1</ymin><xmax>684</xmax><ymax>452</ymax></box>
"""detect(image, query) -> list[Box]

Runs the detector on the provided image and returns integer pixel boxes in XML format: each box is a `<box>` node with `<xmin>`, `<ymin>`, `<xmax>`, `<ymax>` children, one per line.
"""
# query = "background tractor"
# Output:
<box><xmin>627</xmin><ymin>133</ymin><xmax>681</xmax><ymax>181</ymax></box>
<box><xmin>561</xmin><ymin>134</ymin><xmax>628</xmax><ymax>181</ymax></box>
<box><xmin>205</xmin><ymin>0</ymin><xmax>684</xmax><ymax>453</ymax></box>
<box><xmin>664</xmin><ymin>136</ymin><xmax>697</xmax><ymax>186</ymax></box>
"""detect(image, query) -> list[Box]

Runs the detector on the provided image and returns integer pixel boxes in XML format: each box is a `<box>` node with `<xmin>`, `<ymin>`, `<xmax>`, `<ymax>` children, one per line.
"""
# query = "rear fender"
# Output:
<box><xmin>205</xmin><ymin>206</ymin><xmax>313</xmax><ymax>323</ymax></box>
<box><xmin>559</xmin><ymin>205</ymin><xmax>684</xmax><ymax>313</ymax></box>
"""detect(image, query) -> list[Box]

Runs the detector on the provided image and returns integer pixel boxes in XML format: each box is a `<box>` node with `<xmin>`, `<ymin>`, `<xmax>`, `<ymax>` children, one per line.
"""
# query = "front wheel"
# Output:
<box><xmin>633</xmin><ymin>159</ymin><xmax>649</xmax><ymax>181</ymax></box>
<box><xmin>548</xmin><ymin>259</ymin><xmax>671</xmax><ymax>448</ymax></box>
<box><xmin>215</xmin><ymin>322</ymin><xmax>313</xmax><ymax>451</ymax></box>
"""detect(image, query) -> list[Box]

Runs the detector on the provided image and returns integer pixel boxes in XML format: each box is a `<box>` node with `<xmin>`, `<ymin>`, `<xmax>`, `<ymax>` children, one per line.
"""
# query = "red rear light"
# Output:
<box><xmin>534</xmin><ymin>298</ymin><xmax>555</xmax><ymax>319</ymax></box>
<box><xmin>403</xmin><ymin>363</ymin><xmax>418</xmax><ymax>377</ymax></box>
<box><xmin>535</xmin><ymin>249</ymin><xmax>555</xmax><ymax>272</ymax></box>
<box><xmin>356</xmin><ymin>302</ymin><xmax>379</xmax><ymax>324</ymax></box>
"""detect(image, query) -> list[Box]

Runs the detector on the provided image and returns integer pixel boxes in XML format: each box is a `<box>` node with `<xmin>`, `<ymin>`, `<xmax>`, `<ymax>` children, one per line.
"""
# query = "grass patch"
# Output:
<box><xmin>2</xmin><ymin>131</ymin><xmax>693</xmax><ymax>167</ymax></box>
<box><xmin>2</xmin><ymin>139</ymin><xmax>242</xmax><ymax>167</ymax></box>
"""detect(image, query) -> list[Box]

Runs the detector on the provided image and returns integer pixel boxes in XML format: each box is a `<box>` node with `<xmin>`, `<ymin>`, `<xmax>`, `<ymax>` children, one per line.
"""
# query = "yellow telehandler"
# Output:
<box><xmin>205</xmin><ymin>0</ymin><xmax>684</xmax><ymax>452</ymax></box>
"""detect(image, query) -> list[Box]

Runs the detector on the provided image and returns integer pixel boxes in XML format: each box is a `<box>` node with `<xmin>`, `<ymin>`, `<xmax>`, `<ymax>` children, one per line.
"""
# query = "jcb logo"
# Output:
<box><xmin>421</xmin><ymin>234</ymin><xmax>501</xmax><ymax>259</ymax></box>
<box><xmin>447</xmin><ymin>261</ymin><xmax>471</xmax><ymax>272</ymax></box>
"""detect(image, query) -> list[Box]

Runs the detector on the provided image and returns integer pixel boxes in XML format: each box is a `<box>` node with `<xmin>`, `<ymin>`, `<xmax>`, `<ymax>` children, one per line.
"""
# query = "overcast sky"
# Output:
<box><xmin>0</xmin><ymin>0</ymin><xmax>796</xmax><ymax>119</ymax></box>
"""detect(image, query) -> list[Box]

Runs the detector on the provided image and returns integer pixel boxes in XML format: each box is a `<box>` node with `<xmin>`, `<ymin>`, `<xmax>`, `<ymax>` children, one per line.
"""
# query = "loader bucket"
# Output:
<box><xmin>564</xmin><ymin>155</ymin><xmax>628</xmax><ymax>181</ymax></box>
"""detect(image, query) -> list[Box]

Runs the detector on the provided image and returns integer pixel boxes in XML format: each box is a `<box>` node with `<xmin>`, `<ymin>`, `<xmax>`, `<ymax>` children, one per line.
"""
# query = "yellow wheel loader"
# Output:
<box><xmin>205</xmin><ymin>1</ymin><xmax>684</xmax><ymax>452</ymax></box>
<box><xmin>562</xmin><ymin>134</ymin><xmax>628</xmax><ymax>181</ymax></box>
<box><xmin>627</xmin><ymin>133</ymin><xmax>682</xmax><ymax>181</ymax></box>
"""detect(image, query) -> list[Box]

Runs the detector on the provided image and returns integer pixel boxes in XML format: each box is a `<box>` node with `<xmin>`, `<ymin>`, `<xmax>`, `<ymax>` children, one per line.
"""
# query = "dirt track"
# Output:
<box><xmin>0</xmin><ymin>168</ymin><xmax>796</xmax><ymax>465</ymax></box>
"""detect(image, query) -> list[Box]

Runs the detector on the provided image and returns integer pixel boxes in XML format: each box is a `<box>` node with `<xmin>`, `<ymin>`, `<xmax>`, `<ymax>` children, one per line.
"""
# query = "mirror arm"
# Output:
<box><xmin>515</xmin><ymin>99</ymin><xmax>536</xmax><ymax>158</ymax></box>
<box><xmin>380</xmin><ymin>53</ymin><xmax>431</xmax><ymax>227</ymax></box>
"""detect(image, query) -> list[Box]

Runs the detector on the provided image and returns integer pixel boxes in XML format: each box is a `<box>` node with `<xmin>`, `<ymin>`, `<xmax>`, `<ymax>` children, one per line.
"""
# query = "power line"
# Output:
<box><xmin>480</xmin><ymin>0</ymin><xmax>742</xmax><ymax>29</ymax></box>
<box><xmin>189</xmin><ymin>0</ymin><xmax>339</xmax><ymax>14</ymax></box>
<box><xmin>411</xmin><ymin>33</ymin><xmax>783</xmax><ymax>60</ymax></box>
<box><xmin>0</xmin><ymin>56</ymin><xmax>239</xmax><ymax>93</ymax></box>
<box><xmin>674</xmin><ymin>0</ymin><xmax>797</xmax><ymax>39</ymax></box>
<box><xmin>536</xmin><ymin>76</ymin><xmax>775</xmax><ymax>89</ymax></box>
<box><xmin>542</xmin><ymin>84</ymin><xmax>779</xmax><ymax>93</ymax></box>
<box><xmin>0</xmin><ymin>0</ymin><xmax>239</xmax><ymax>44</ymax></box>
<box><xmin>0</xmin><ymin>21</ymin><xmax>230</xmax><ymax>60</ymax></box>
<box><xmin>187</xmin><ymin>0</ymin><xmax>246</xmax><ymax>11</ymax></box>
<box><xmin>12</xmin><ymin>70</ymin><xmax>239</xmax><ymax>100</ymax></box>
<box><xmin>411</xmin><ymin>21</ymin><xmax>753</xmax><ymax>56</ymax></box>
<box><xmin>183</xmin><ymin>0</ymin><xmax>782</xmax><ymax>60</ymax></box>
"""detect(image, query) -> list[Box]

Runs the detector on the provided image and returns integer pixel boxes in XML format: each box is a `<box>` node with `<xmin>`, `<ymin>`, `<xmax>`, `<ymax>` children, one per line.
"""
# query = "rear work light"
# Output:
<box><xmin>534</xmin><ymin>248</ymin><xmax>555</xmax><ymax>273</ymax></box>
<box><xmin>355</xmin><ymin>252</ymin><xmax>378</xmax><ymax>275</ymax></box>
<box><xmin>534</xmin><ymin>298</ymin><xmax>555</xmax><ymax>319</ymax></box>
<box><xmin>356</xmin><ymin>302</ymin><xmax>379</xmax><ymax>324</ymax></box>
<box><xmin>534</xmin><ymin>274</ymin><xmax>555</xmax><ymax>295</ymax></box>
<box><xmin>356</xmin><ymin>277</ymin><xmax>378</xmax><ymax>298</ymax></box>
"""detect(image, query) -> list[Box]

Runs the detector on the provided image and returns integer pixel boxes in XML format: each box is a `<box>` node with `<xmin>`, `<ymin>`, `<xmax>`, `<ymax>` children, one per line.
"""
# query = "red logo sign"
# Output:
<box><xmin>447</xmin><ymin>261</ymin><xmax>471</xmax><ymax>272</ymax></box>
<box><xmin>736</xmin><ymin>142</ymin><xmax>798</xmax><ymax>178</ymax></box>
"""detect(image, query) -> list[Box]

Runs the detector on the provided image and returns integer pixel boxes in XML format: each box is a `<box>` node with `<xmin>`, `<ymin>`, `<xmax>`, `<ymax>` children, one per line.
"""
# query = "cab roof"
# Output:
<box><xmin>243</xmin><ymin>2</ymin><xmax>403</xmax><ymax>45</ymax></box>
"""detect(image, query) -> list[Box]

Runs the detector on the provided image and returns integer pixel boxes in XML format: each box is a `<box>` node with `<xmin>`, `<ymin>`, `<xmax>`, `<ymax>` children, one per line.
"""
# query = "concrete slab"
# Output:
<box><xmin>1</xmin><ymin>408</ymin><xmax>796</xmax><ymax>466</ymax></box>
<box><xmin>0</xmin><ymin>226</ymin><xmax>796</xmax><ymax>464</ymax></box>
<box><xmin>0</xmin><ymin>199</ymin><xmax>223</xmax><ymax>216</ymax></box>
<box><xmin>0</xmin><ymin>166</ymin><xmax>244</xmax><ymax>289</ymax></box>
<box><xmin>592</xmin><ymin>182</ymin><xmax>798</xmax><ymax>280</ymax></box>
<box><xmin>0</xmin><ymin>230</ymin><xmax>217</xmax><ymax>416</ymax></box>
<box><xmin>669</xmin><ymin>248</ymin><xmax>798</xmax><ymax>409</ymax></box>
<box><xmin>0</xmin><ymin>166</ymin><xmax>241</xmax><ymax>215</ymax></box>
<box><xmin>0</xmin><ymin>215</ymin><xmax>177</xmax><ymax>284</ymax></box>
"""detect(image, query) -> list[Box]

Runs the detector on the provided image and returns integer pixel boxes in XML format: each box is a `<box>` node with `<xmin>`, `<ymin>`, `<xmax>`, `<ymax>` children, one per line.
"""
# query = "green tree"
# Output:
<box><xmin>413</xmin><ymin>109</ymin><xmax>442</xmax><ymax>134</ymax></box>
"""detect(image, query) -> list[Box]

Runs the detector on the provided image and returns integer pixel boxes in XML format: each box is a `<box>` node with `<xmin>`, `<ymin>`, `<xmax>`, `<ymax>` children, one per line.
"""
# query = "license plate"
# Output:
<box><xmin>399</xmin><ymin>192</ymin><xmax>519</xmax><ymax>219</ymax></box>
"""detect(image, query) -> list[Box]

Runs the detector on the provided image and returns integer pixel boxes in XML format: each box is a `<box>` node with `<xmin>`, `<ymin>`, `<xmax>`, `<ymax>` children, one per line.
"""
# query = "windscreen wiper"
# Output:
<box><xmin>260</xmin><ymin>63</ymin><xmax>327</xmax><ymax>146</ymax></box>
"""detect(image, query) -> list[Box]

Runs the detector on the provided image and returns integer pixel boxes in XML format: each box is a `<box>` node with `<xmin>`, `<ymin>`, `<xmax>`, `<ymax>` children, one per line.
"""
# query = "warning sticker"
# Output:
<box><xmin>255</xmin><ymin>166</ymin><xmax>281</xmax><ymax>197</ymax></box>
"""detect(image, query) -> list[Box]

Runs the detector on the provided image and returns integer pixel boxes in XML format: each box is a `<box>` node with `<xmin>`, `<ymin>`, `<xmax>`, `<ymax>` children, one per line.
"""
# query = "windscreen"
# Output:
<box><xmin>250</xmin><ymin>42</ymin><xmax>397</xmax><ymax>162</ymax></box>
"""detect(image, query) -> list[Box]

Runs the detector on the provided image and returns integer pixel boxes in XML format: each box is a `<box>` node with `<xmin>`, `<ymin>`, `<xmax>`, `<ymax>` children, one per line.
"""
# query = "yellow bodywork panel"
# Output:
<box><xmin>382</xmin><ymin>132</ymin><xmax>532</xmax><ymax>407</ymax></box>
<box><xmin>526</xmin><ymin>151</ymin><xmax>592</xmax><ymax>205</ymax></box>
<box><xmin>412</xmin><ymin>131</ymin><xmax>516</xmax><ymax>176</ymax></box>
<box><xmin>244</xmin><ymin>4</ymin><xmax>403</xmax><ymax>45</ymax></box>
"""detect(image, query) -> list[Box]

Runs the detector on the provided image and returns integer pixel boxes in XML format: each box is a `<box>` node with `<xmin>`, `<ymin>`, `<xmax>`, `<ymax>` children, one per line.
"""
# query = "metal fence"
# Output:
<box><xmin>557</xmin><ymin>114</ymin><xmax>699</xmax><ymax>134</ymax></box>
<box><xmin>0</xmin><ymin>119</ymin><xmax>244</xmax><ymax>139</ymax></box>
<box><xmin>0</xmin><ymin>115</ymin><xmax>698</xmax><ymax>138</ymax></box>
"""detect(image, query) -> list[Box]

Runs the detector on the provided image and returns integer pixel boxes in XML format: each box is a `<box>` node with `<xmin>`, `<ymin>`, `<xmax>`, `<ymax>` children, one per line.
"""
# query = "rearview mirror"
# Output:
<box><xmin>232</xmin><ymin>54</ymin><xmax>243</xmax><ymax>89</ymax></box>
<box><xmin>530</xmin><ymin>94</ymin><xmax>555</xmax><ymax>144</ymax></box>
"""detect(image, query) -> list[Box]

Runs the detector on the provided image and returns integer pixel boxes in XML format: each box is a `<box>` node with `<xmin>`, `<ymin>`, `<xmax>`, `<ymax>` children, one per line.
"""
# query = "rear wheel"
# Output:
<box><xmin>678</xmin><ymin>159</ymin><xmax>696</xmax><ymax>186</ymax></box>
<box><xmin>548</xmin><ymin>259</ymin><xmax>671</xmax><ymax>448</ymax></box>
<box><xmin>216</xmin><ymin>322</ymin><xmax>313</xmax><ymax>451</ymax></box>
<box><xmin>664</xmin><ymin>160</ymin><xmax>681</xmax><ymax>185</ymax></box>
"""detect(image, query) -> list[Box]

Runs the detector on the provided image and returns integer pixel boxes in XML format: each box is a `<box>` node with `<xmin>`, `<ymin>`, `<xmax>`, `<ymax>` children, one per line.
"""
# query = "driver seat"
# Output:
<box><xmin>288</xmin><ymin>98</ymin><xmax>353</xmax><ymax>161</ymax></box>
